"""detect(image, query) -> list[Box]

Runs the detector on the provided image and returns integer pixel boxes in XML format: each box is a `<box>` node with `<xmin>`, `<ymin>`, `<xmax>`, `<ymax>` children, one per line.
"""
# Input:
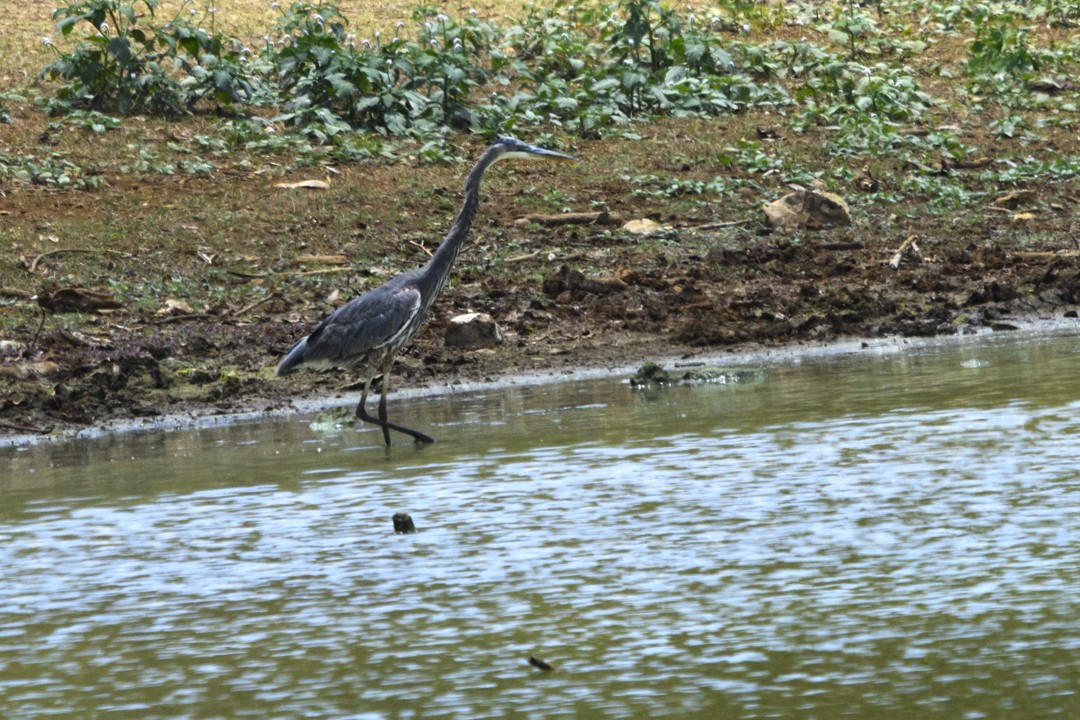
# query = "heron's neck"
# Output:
<box><xmin>421</xmin><ymin>147</ymin><xmax>500</xmax><ymax>303</ymax></box>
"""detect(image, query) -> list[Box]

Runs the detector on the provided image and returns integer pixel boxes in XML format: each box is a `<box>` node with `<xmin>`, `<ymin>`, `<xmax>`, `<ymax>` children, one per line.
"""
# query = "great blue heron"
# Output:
<box><xmin>277</xmin><ymin>137</ymin><xmax>577</xmax><ymax>445</ymax></box>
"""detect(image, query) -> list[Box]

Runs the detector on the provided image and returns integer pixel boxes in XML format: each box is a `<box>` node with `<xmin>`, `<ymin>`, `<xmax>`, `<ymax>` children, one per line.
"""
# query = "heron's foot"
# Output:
<box><xmin>356</xmin><ymin>405</ymin><xmax>434</xmax><ymax>446</ymax></box>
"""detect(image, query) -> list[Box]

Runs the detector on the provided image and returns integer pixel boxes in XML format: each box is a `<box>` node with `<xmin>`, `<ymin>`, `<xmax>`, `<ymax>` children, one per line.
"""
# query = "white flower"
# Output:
<box><xmin>42</xmin><ymin>36</ymin><xmax>52</xmax><ymax>46</ymax></box>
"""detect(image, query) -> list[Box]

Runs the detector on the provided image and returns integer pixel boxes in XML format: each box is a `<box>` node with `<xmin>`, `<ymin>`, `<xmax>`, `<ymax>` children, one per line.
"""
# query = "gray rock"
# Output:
<box><xmin>445</xmin><ymin>312</ymin><xmax>503</xmax><ymax>349</ymax></box>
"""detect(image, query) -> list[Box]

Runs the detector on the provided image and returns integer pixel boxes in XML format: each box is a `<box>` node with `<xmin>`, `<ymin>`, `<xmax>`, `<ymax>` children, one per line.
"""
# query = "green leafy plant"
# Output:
<box><xmin>269</xmin><ymin>2</ymin><xmax>490</xmax><ymax>135</ymax></box>
<box><xmin>42</xmin><ymin>0</ymin><xmax>254</xmax><ymax>116</ymax></box>
<box><xmin>968</xmin><ymin>20</ymin><xmax>1041</xmax><ymax>77</ymax></box>
<box><xmin>55</xmin><ymin>108</ymin><xmax>123</xmax><ymax>132</ymax></box>
<box><xmin>0</xmin><ymin>152</ymin><xmax>104</xmax><ymax>189</ymax></box>
<box><xmin>828</xmin><ymin>3</ymin><xmax>879</xmax><ymax>60</ymax></box>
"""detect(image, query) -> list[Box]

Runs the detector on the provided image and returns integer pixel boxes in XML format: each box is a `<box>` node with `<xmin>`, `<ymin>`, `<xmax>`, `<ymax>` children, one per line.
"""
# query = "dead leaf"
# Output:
<box><xmin>157</xmin><ymin>299</ymin><xmax>194</xmax><ymax>315</ymax></box>
<box><xmin>1011</xmin><ymin>212</ymin><xmax>1036</xmax><ymax>223</ymax></box>
<box><xmin>993</xmin><ymin>190</ymin><xmax>1037</xmax><ymax>209</ymax></box>
<box><xmin>274</xmin><ymin>179</ymin><xmax>331</xmax><ymax>190</ymax></box>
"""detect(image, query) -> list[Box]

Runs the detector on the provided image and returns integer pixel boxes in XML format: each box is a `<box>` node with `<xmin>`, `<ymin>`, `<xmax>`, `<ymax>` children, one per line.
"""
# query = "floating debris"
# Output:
<box><xmin>393</xmin><ymin>513</ymin><xmax>417</xmax><ymax>534</ymax></box>
<box><xmin>630</xmin><ymin>362</ymin><xmax>766</xmax><ymax>389</ymax></box>
<box><xmin>528</xmin><ymin>656</ymin><xmax>554</xmax><ymax>672</ymax></box>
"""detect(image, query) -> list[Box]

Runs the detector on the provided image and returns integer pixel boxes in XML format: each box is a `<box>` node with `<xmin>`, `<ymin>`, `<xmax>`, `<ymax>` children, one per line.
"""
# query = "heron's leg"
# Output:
<box><xmin>378</xmin><ymin>367</ymin><xmax>435</xmax><ymax>445</ymax></box>
<box><xmin>355</xmin><ymin>377</ymin><xmax>372</xmax><ymax>419</ymax></box>
<box><xmin>376</xmin><ymin>370</ymin><xmax>393</xmax><ymax>446</ymax></box>
<box><xmin>355</xmin><ymin>376</ymin><xmax>392</xmax><ymax>446</ymax></box>
<box><xmin>355</xmin><ymin>370</ymin><xmax>435</xmax><ymax>446</ymax></box>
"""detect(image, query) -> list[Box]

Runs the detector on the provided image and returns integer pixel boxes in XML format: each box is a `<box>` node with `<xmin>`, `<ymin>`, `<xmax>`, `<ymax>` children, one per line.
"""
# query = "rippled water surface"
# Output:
<box><xmin>3</xmin><ymin>331</ymin><xmax>1080</xmax><ymax>718</ymax></box>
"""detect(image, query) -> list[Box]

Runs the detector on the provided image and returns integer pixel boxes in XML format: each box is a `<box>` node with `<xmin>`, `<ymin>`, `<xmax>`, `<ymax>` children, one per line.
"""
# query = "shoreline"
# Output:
<box><xmin>5</xmin><ymin>316</ymin><xmax>1076</xmax><ymax>450</ymax></box>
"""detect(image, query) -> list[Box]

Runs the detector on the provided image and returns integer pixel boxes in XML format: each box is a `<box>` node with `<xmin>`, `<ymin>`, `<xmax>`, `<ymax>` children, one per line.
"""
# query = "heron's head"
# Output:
<box><xmin>491</xmin><ymin>136</ymin><xmax>577</xmax><ymax>164</ymax></box>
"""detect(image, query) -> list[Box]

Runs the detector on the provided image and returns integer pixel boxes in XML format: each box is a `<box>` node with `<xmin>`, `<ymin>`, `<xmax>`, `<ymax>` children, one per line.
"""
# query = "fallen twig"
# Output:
<box><xmin>816</xmin><ymin>241</ymin><xmax>865</xmax><ymax>251</ymax></box>
<box><xmin>693</xmin><ymin>219</ymin><xmax>753</xmax><ymax>231</ymax></box>
<box><xmin>506</xmin><ymin>250</ymin><xmax>542</xmax><ymax>264</ymax></box>
<box><xmin>156</xmin><ymin>313</ymin><xmax>214</xmax><ymax>324</ymax></box>
<box><xmin>889</xmin><ymin>234</ymin><xmax>919</xmax><ymax>269</ymax></box>
<box><xmin>1014</xmin><ymin>251</ymin><xmax>1080</xmax><ymax>259</ymax></box>
<box><xmin>232</xmin><ymin>293</ymin><xmax>281</xmax><ymax>318</ymax></box>
<box><xmin>27</xmin><ymin>248</ymin><xmax>132</xmax><ymax>273</ymax></box>
<box><xmin>515</xmin><ymin>210</ymin><xmax>622</xmax><ymax>226</ymax></box>
<box><xmin>0</xmin><ymin>419</ymin><xmax>52</xmax><ymax>434</ymax></box>
<box><xmin>227</xmin><ymin>267</ymin><xmax>351</xmax><ymax>280</ymax></box>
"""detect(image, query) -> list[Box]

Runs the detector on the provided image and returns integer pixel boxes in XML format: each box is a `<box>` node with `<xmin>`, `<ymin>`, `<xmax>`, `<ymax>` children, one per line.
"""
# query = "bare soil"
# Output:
<box><xmin>3</xmin><ymin>112</ymin><xmax>1080</xmax><ymax>442</ymax></box>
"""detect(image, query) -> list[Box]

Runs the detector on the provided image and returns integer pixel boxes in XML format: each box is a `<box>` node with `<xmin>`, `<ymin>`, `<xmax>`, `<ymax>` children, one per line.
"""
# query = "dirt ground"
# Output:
<box><xmin>2</xmin><ymin>110</ymin><xmax>1080</xmax><ymax>442</ymax></box>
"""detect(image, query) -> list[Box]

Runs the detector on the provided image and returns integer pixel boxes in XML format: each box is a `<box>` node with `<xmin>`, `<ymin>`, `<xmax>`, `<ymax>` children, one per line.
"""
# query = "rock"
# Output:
<box><xmin>622</xmin><ymin>218</ymin><xmax>672</xmax><ymax>236</ymax></box>
<box><xmin>0</xmin><ymin>361</ymin><xmax>60</xmax><ymax>379</ymax></box>
<box><xmin>445</xmin><ymin>312</ymin><xmax>503</xmax><ymax>349</ymax></box>
<box><xmin>764</xmin><ymin>190</ymin><xmax>851</xmax><ymax>231</ymax></box>
<box><xmin>0</xmin><ymin>339</ymin><xmax>27</xmax><ymax>357</ymax></box>
<box><xmin>542</xmin><ymin>265</ymin><xmax>628</xmax><ymax>297</ymax></box>
<box><xmin>629</xmin><ymin>361</ymin><xmax>671</xmax><ymax>387</ymax></box>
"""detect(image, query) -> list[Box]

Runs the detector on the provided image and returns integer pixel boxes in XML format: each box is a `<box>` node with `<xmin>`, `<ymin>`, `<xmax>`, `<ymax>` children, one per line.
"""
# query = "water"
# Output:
<box><xmin>3</xmin><ymin>330</ymin><xmax>1080</xmax><ymax>718</ymax></box>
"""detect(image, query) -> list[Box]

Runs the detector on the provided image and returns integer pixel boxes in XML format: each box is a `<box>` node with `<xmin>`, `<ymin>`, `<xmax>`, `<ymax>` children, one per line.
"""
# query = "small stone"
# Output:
<box><xmin>0</xmin><ymin>339</ymin><xmax>27</xmax><ymax>357</ymax></box>
<box><xmin>445</xmin><ymin>312</ymin><xmax>503</xmax><ymax>349</ymax></box>
<box><xmin>764</xmin><ymin>190</ymin><xmax>851</xmax><ymax>231</ymax></box>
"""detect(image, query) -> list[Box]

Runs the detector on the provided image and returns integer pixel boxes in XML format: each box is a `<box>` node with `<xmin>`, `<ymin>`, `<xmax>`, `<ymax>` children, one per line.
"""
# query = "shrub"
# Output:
<box><xmin>42</xmin><ymin>0</ymin><xmax>254</xmax><ymax>116</ymax></box>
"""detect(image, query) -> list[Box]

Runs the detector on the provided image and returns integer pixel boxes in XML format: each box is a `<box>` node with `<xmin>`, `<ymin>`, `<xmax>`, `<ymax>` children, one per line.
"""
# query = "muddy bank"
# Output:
<box><xmin>4</xmin><ymin>121</ymin><xmax>1080</xmax><ymax>444</ymax></box>
<box><xmin>2</xmin><ymin>239</ymin><xmax>1080</xmax><ymax>444</ymax></box>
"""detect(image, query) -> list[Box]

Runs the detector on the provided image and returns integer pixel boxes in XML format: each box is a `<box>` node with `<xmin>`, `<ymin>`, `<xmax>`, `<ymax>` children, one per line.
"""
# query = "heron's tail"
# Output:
<box><xmin>276</xmin><ymin>336</ymin><xmax>310</xmax><ymax>376</ymax></box>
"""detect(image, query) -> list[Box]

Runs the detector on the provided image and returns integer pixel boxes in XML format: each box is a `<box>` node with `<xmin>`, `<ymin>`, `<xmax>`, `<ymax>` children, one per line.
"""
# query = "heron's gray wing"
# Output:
<box><xmin>284</xmin><ymin>281</ymin><xmax>422</xmax><ymax>371</ymax></box>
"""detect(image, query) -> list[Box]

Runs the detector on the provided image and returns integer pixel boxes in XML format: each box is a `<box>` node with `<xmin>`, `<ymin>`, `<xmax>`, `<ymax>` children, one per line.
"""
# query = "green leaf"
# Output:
<box><xmin>354</xmin><ymin>95</ymin><xmax>382</xmax><ymax>111</ymax></box>
<box><xmin>57</xmin><ymin>16</ymin><xmax>80</xmax><ymax>36</ymax></box>
<box><xmin>108</xmin><ymin>37</ymin><xmax>133</xmax><ymax>66</ymax></box>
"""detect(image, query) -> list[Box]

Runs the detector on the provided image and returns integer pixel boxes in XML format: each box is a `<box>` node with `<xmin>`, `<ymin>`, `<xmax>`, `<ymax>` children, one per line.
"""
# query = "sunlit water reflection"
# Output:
<box><xmin>3</xmin><ymin>330</ymin><xmax>1080</xmax><ymax>718</ymax></box>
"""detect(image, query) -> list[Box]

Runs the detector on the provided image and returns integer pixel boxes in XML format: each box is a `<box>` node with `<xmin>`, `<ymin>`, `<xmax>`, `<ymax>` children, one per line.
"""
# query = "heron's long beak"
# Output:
<box><xmin>527</xmin><ymin>144</ymin><xmax>578</xmax><ymax>162</ymax></box>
